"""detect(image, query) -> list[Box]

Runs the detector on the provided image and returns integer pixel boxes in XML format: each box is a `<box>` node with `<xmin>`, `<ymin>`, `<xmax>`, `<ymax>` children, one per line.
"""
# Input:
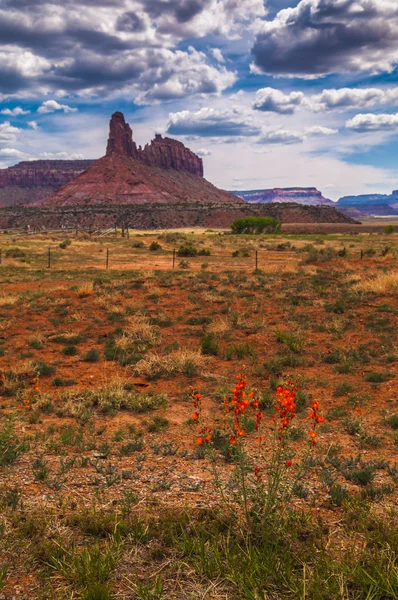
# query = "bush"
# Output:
<box><xmin>177</xmin><ymin>243</ymin><xmax>198</xmax><ymax>257</ymax></box>
<box><xmin>231</xmin><ymin>216</ymin><xmax>281</xmax><ymax>234</ymax></box>
<box><xmin>200</xmin><ymin>333</ymin><xmax>219</xmax><ymax>356</ymax></box>
<box><xmin>149</xmin><ymin>242</ymin><xmax>162</xmax><ymax>251</ymax></box>
<box><xmin>59</xmin><ymin>239</ymin><xmax>72</xmax><ymax>249</ymax></box>
<box><xmin>5</xmin><ymin>247</ymin><xmax>26</xmax><ymax>258</ymax></box>
<box><xmin>83</xmin><ymin>349</ymin><xmax>100</xmax><ymax>363</ymax></box>
<box><xmin>384</xmin><ymin>224</ymin><xmax>395</xmax><ymax>234</ymax></box>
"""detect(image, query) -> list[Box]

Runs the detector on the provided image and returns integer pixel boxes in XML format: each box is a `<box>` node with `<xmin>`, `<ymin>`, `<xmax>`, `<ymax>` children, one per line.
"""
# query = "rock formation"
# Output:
<box><xmin>232</xmin><ymin>187</ymin><xmax>334</xmax><ymax>206</ymax></box>
<box><xmin>36</xmin><ymin>112</ymin><xmax>230</xmax><ymax>208</ymax></box>
<box><xmin>0</xmin><ymin>160</ymin><xmax>94</xmax><ymax>207</ymax></box>
<box><xmin>105</xmin><ymin>111</ymin><xmax>203</xmax><ymax>176</ymax></box>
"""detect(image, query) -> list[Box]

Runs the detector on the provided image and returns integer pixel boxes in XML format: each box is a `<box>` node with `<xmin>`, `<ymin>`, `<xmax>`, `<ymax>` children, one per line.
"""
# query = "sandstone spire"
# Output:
<box><xmin>106</xmin><ymin>111</ymin><xmax>137</xmax><ymax>157</ymax></box>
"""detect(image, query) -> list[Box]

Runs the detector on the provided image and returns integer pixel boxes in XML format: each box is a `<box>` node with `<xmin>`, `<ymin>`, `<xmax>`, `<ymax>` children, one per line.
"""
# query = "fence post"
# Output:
<box><xmin>255</xmin><ymin>250</ymin><xmax>258</xmax><ymax>270</ymax></box>
<box><xmin>0</xmin><ymin>249</ymin><xmax>2</xmax><ymax>265</ymax></box>
<box><xmin>360</xmin><ymin>249</ymin><xmax>363</xmax><ymax>260</ymax></box>
<box><xmin>47</xmin><ymin>247</ymin><xmax>51</xmax><ymax>269</ymax></box>
<box><xmin>106</xmin><ymin>248</ymin><xmax>109</xmax><ymax>270</ymax></box>
<box><xmin>172</xmin><ymin>248</ymin><xmax>176</xmax><ymax>269</ymax></box>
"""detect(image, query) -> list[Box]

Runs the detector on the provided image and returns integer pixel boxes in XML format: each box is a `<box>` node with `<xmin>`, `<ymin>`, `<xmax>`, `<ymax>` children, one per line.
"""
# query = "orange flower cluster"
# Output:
<box><xmin>274</xmin><ymin>384</ymin><xmax>297</xmax><ymax>436</ymax></box>
<box><xmin>224</xmin><ymin>374</ymin><xmax>261</xmax><ymax>446</ymax></box>
<box><xmin>190</xmin><ymin>390</ymin><xmax>213</xmax><ymax>446</ymax></box>
<box><xmin>308</xmin><ymin>400</ymin><xmax>324</xmax><ymax>446</ymax></box>
<box><xmin>17</xmin><ymin>376</ymin><xmax>39</xmax><ymax>412</ymax></box>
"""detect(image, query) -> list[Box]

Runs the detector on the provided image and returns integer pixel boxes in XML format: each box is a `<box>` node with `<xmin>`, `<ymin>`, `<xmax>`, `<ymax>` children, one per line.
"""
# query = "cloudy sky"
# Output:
<box><xmin>1</xmin><ymin>0</ymin><xmax>398</xmax><ymax>200</ymax></box>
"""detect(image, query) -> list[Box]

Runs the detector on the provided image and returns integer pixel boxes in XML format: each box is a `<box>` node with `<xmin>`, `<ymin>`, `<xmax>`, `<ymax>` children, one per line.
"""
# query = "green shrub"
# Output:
<box><xmin>63</xmin><ymin>345</ymin><xmax>78</xmax><ymax>356</ymax></box>
<box><xmin>83</xmin><ymin>349</ymin><xmax>100</xmax><ymax>363</ymax></box>
<box><xmin>5</xmin><ymin>247</ymin><xmax>26</xmax><ymax>258</ymax></box>
<box><xmin>201</xmin><ymin>333</ymin><xmax>219</xmax><ymax>356</ymax></box>
<box><xmin>177</xmin><ymin>243</ymin><xmax>198</xmax><ymax>257</ymax></box>
<box><xmin>149</xmin><ymin>241</ymin><xmax>162</xmax><ymax>251</ymax></box>
<box><xmin>59</xmin><ymin>239</ymin><xmax>72</xmax><ymax>249</ymax></box>
<box><xmin>231</xmin><ymin>216</ymin><xmax>281</xmax><ymax>234</ymax></box>
<box><xmin>384</xmin><ymin>224</ymin><xmax>395</xmax><ymax>234</ymax></box>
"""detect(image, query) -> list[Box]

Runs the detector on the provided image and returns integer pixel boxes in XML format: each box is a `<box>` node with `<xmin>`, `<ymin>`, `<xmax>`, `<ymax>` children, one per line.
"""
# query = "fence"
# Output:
<box><xmin>0</xmin><ymin>244</ymin><xmax>292</xmax><ymax>274</ymax></box>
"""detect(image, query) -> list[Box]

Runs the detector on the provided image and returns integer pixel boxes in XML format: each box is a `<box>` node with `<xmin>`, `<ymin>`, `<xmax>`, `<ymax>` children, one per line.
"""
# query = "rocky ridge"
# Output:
<box><xmin>232</xmin><ymin>187</ymin><xmax>334</xmax><ymax>206</ymax></box>
<box><xmin>0</xmin><ymin>160</ymin><xmax>94</xmax><ymax>207</ymax></box>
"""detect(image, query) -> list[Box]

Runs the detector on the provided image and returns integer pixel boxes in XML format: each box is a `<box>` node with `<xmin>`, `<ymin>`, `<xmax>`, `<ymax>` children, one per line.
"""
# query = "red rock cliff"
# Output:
<box><xmin>105</xmin><ymin>112</ymin><xmax>203</xmax><ymax>176</ymax></box>
<box><xmin>0</xmin><ymin>160</ymin><xmax>94</xmax><ymax>206</ymax></box>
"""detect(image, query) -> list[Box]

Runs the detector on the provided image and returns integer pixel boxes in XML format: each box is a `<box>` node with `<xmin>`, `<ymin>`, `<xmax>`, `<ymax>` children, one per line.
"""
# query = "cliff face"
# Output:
<box><xmin>140</xmin><ymin>135</ymin><xmax>203</xmax><ymax>176</ymax></box>
<box><xmin>232</xmin><ymin>187</ymin><xmax>334</xmax><ymax>206</ymax></box>
<box><xmin>105</xmin><ymin>112</ymin><xmax>203</xmax><ymax>176</ymax></box>
<box><xmin>0</xmin><ymin>160</ymin><xmax>94</xmax><ymax>207</ymax></box>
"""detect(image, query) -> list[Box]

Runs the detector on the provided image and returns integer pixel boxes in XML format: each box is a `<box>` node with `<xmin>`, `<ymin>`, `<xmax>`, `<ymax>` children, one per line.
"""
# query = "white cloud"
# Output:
<box><xmin>0</xmin><ymin>121</ymin><xmax>20</xmax><ymax>142</ymax></box>
<box><xmin>37</xmin><ymin>100</ymin><xmax>78</xmax><ymax>114</ymax></box>
<box><xmin>0</xmin><ymin>148</ymin><xmax>25</xmax><ymax>157</ymax></box>
<box><xmin>253</xmin><ymin>86</ymin><xmax>398</xmax><ymax>114</ymax></box>
<box><xmin>307</xmin><ymin>125</ymin><xmax>338</xmax><ymax>136</ymax></box>
<box><xmin>134</xmin><ymin>48</ymin><xmax>236</xmax><ymax>104</ymax></box>
<box><xmin>166</xmin><ymin>106</ymin><xmax>261</xmax><ymax>137</ymax></box>
<box><xmin>0</xmin><ymin>106</ymin><xmax>30</xmax><ymax>116</ymax></box>
<box><xmin>211</xmin><ymin>48</ymin><xmax>225</xmax><ymax>63</ymax></box>
<box><xmin>310</xmin><ymin>87</ymin><xmax>398</xmax><ymax>111</ymax></box>
<box><xmin>196</xmin><ymin>148</ymin><xmax>212</xmax><ymax>156</ymax></box>
<box><xmin>346</xmin><ymin>112</ymin><xmax>398</xmax><ymax>132</ymax></box>
<box><xmin>253</xmin><ymin>88</ymin><xmax>305</xmax><ymax>114</ymax></box>
<box><xmin>38</xmin><ymin>151</ymin><xmax>85</xmax><ymax>159</ymax></box>
<box><xmin>28</xmin><ymin>121</ymin><xmax>38</xmax><ymax>130</ymax></box>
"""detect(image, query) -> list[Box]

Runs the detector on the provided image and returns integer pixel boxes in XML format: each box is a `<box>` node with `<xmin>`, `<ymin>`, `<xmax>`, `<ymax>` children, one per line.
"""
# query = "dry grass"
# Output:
<box><xmin>207</xmin><ymin>317</ymin><xmax>231</xmax><ymax>338</ymax></box>
<box><xmin>0</xmin><ymin>294</ymin><xmax>19</xmax><ymax>307</ymax></box>
<box><xmin>122</xmin><ymin>314</ymin><xmax>161</xmax><ymax>345</ymax></box>
<box><xmin>354</xmin><ymin>270</ymin><xmax>398</xmax><ymax>294</ymax></box>
<box><xmin>134</xmin><ymin>348</ymin><xmax>206</xmax><ymax>378</ymax></box>
<box><xmin>77</xmin><ymin>281</ymin><xmax>94</xmax><ymax>297</ymax></box>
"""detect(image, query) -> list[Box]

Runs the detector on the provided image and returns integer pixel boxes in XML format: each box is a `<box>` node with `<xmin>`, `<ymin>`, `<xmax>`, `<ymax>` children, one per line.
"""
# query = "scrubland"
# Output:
<box><xmin>0</xmin><ymin>227</ymin><xmax>397</xmax><ymax>599</ymax></box>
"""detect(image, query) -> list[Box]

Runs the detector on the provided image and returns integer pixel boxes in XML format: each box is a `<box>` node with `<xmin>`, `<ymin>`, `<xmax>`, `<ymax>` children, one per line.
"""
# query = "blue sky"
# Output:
<box><xmin>1</xmin><ymin>0</ymin><xmax>398</xmax><ymax>200</ymax></box>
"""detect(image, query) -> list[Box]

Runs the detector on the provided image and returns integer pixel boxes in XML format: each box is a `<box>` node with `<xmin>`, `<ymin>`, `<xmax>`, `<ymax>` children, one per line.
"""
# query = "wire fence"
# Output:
<box><xmin>0</xmin><ymin>244</ymin><xmax>300</xmax><ymax>274</ymax></box>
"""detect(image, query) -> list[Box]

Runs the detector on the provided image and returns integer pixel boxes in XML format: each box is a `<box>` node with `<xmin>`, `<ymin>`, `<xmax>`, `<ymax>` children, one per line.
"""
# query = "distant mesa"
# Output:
<box><xmin>232</xmin><ymin>187</ymin><xmax>335</xmax><ymax>207</ymax></box>
<box><xmin>337</xmin><ymin>192</ymin><xmax>398</xmax><ymax>216</ymax></box>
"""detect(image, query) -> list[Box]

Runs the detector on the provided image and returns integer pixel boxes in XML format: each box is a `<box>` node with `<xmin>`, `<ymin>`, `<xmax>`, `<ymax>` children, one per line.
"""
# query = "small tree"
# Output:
<box><xmin>231</xmin><ymin>216</ymin><xmax>281</xmax><ymax>234</ymax></box>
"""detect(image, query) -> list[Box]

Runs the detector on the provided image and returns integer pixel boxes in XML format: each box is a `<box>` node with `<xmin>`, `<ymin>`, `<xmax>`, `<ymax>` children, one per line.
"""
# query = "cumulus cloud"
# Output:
<box><xmin>258</xmin><ymin>124</ymin><xmax>337</xmax><ymax>145</ymax></box>
<box><xmin>166</xmin><ymin>107</ymin><xmax>261</xmax><ymax>137</ymax></box>
<box><xmin>310</xmin><ymin>87</ymin><xmax>398</xmax><ymax>111</ymax></box>
<box><xmin>196</xmin><ymin>148</ymin><xmax>212</xmax><ymax>156</ymax></box>
<box><xmin>253</xmin><ymin>87</ymin><xmax>305</xmax><ymax>114</ymax></box>
<box><xmin>0</xmin><ymin>106</ymin><xmax>30</xmax><ymax>116</ymax></box>
<box><xmin>0</xmin><ymin>0</ymin><xmax>255</xmax><ymax>102</ymax></box>
<box><xmin>307</xmin><ymin>126</ymin><xmax>338</xmax><ymax>136</ymax></box>
<box><xmin>346</xmin><ymin>113</ymin><xmax>398</xmax><ymax>132</ymax></box>
<box><xmin>253</xmin><ymin>86</ymin><xmax>398</xmax><ymax>114</ymax></box>
<box><xmin>0</xmin><ymin>121</ymin><xmax>20</xmax><ymax>142</ymax></box>
<box><xmin>252</xmin><ymin>0</ymin><xmax>398</xmax><ymax>77</ymax></box>
<box><xmin>135</xmin><ymin>48</ymin><xmax>236</xmax><ymax>104</ymax></box>
<box><xmin>0</xmin><ymin>147</ymin><xmax>25</xmax><ymax>157</ymax></box>
<box><xmin>28</xmin><ymin>120</ymin><xmax>38</xmax><ymax>129</ymax></box>
<box><xmin>167</xmin><ymin>105</ymin><xmax>338</xmax><ymax>145</ymax></box>
<box><xmin>211</xmin><ymin>48</ymin><xmax>225</xmax><ymax>63</ymax></box>
<box><xmin>37</xmin><ymin>100</ymin><xmax>77</xmax><ymax>113</ymax></box>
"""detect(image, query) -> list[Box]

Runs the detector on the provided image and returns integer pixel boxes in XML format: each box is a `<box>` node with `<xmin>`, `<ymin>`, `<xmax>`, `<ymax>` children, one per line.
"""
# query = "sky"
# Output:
<box><xmin>1</xmin><ymin>0</ymin><xmax>398</xmax><ymax>200</ymax></box>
